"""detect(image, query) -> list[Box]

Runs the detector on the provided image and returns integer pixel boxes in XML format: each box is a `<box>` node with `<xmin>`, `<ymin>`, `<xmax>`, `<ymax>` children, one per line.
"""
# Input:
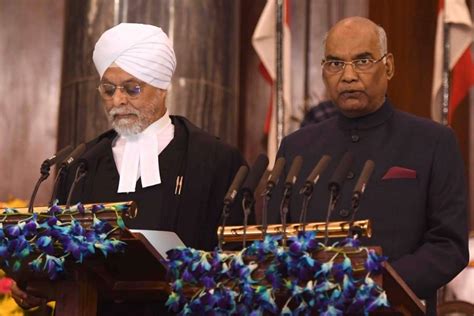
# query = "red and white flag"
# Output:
<box><xmin>252</xmin><ymin>0</ymin><xmax>292</xmax><ymax>167</ymax></box>
<box><xmin>431</xmin><ymin>0</ymin><xmax>474</xmax><ymax>124</ymax></box>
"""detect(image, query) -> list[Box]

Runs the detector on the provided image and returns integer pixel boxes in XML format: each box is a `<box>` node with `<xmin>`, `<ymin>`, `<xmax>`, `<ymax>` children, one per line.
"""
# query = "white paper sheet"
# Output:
<box><xmin>129</xmin><ymin>229</ymin><xmax>185</xmax><ymax>259</ymax></box>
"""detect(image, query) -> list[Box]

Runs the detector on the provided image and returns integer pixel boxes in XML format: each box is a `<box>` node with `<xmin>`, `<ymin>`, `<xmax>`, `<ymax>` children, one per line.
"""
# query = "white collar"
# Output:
<box><xmin>114</xmin><ymin>111</ymin><xmax>174</xmax><ymax>193</ymax></box>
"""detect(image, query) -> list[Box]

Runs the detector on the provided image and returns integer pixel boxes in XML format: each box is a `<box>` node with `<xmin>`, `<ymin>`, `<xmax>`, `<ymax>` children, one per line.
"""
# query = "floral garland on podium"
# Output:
<box><xmin>165</xmin><ymin>233</ymin><xmax>389</xmax><ymax>315</ymax></box>
<box><xmin>0</xmin><ymin>203</ymin><xmax>128</xmax><ymax>280</ymax></box>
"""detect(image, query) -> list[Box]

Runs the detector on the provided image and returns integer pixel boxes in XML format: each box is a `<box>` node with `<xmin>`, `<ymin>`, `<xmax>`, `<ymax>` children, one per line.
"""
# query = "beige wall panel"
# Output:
<box><xmin>0</xmin><ymin>0</ymin><xmax>64</xmax><ymax>205</ymax></box>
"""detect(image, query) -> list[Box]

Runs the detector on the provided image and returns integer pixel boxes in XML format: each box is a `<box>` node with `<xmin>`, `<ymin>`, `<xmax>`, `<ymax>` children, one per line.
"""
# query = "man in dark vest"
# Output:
<box><xmin>12</xmin><ymin>23</ymin><xmax>245</xmax><ymax>314</ymax></box>
<box><xmin>269</xmin><ymin>17</ymin><xmax>468</xmax><ymax>315</ymax></box>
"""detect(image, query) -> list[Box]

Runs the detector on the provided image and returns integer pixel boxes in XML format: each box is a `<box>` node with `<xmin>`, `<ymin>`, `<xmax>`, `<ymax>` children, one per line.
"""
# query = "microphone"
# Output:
<box><xmin>352</xmin><ymin>160</ymin><xmax>375</xmax><ymax>203</ymax></box>
<box><xmin>328</xmin><ymin>151</ymin><xmax>354</xmax><ymax>195</ymax></box>
<box><xmin>284</xmin><ymin>156</ymin><xmax>303</xmax><ymax>188</ymax></box>
<box><xmin>41</xmin><ymin>145</ymin><xmax>74</xmax><ymax>174</ymax></box>
<box><xmin>241</xmin><ymin>154</ymin><xmax>269</xmax><ymax>248</ymax></box>
<box><xmin>49</xmin><ymin>143</ymin><xmax>87</xmax><ymax>207</ymax></box>
<box><xmin>262</xmin><ymin>157</ymin><xmax>286</xmax><ymax>196</ymax></box>
<box><xmin>280</xmin><ymin>155</ymin><xmax>303</xmax><ymax>246</ymax></box>
<box><xmin>324</xmin><ymin>152</ymin><xmax>354</xmax><ymax>245</ymax></box>
<box><xmin>298</xmin><ymin>155</ymin><xmax>332</xmax><ymax>231</ymax></box>
<box><xmin>261</xmin><ymin>157</ymin><xmax>286</xmax><ymax>238</ymax></box>
<box><xmin>223</xmin><ymin>165</ymin><xmax>249</xmax><ymax>206</ymax></box>
<box><xmin>65</xmin><ymin>139</ymin><xmax>111</xmax><ymax>208</ymax></box>
<box><xmin>60</xmin><ymin>143</ymin><xmax>87</xmax><ymax>169</ymax></box>
<box><xmin>219</xmin><ymin>165</ymin><xmax>249</xmax><ymax>249</ymax></box>
<box><xmin>348</xmin><ymin>160</ymin><xmax>375</xmax><ymax>237</ymax></box>
<box><xmin>27</xmin><ymin>145</ymin><xmax>74</xmax><ymax>213</ymax></box>
<box><xmin>241</xmin><ymin>154</ymin><xmax>269</xmax><ymax>204</ymax></box>
<box><xmin>299</xmin><ymin>155</ymin><xmax>332</xmax><ymax>196</ymax></box>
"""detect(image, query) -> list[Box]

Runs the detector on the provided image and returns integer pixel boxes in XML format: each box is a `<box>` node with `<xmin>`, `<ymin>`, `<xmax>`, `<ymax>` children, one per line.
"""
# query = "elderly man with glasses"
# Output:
<box><xmin>11</xmin><ymin>23</ymin><xmax>246</xmax><ymax>314</ymax></box>
<box><xmin>269</xmin><ymin>17</ymin><xmax>468</xmax><ymax>315</ymax></box>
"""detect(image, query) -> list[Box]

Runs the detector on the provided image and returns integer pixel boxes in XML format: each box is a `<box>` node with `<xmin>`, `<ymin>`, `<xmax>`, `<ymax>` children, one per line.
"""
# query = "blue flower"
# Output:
<box><xmin>5</xmin><ymin>223</ymin><xmax>22</xmax><ymax>237</ymax></box>
<box><xmin>44</xmin><ymin>255</ymin><xmax>65</xmax><ymax>279</ymax></box>
<box><xmin>165</xmin><ymin>291</ymin><xmax>182</xmax><ymax>312</ymax></box>
<box><xmin>199</xmin><ymin>276</ymin><xmax>215</xmax><ymax>289</ymax></box>
<box><xmin>366</xmin><ymin>291</ymin><xmax>389</xmax><ymax>311</ymax></box>
<box><xmin>91</xmin><ymin>215</ymin><xmax>113</xmax><ymax>233</ymax></box>
<box><xmin>47</xmin><ymin>204</ymin><xmax>63</xmax><ymax>216</ymax></box>
<box><xmin>2</xmin><ymin>208</ymin><xmax>18</xmax><ymax>215</ymax></box>
<box><xmin>0</xmin><ymin>243</ymin><xmax>9</xmax><ymax>258</ymax></box>
<box><xmin>29</xmin><ymin>255</ymin><xmax>44</xmax><ymax>272</ymax></box>
<box><xmin>91</xmin><ymin>204</ymin><xmax>105</xmax><ymax>213</ymax></box>
<box><xmin>364</xmin><ymin>249</ymin><xmax>387</xmax><ymax>275</ymax></box>
<box><xmin>338</xmin><ymin>237</ymin><xmax>361</xmax><ymax>248</ymax></box>
<box><xmin>36</xmin><ymin>236</ymin><xmax>54</xmax><ymax>254</ymax></box>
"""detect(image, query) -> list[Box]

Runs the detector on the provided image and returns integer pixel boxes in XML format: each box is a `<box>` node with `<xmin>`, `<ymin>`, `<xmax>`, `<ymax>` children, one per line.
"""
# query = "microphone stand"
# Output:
<box><xmin>298</xmin><ymin>183</ymin><xmax>315</xmax><ymax>233</ymax></box>
<box><xmin>65</xmin><ymin>163</ymin><xmax>87</xmax><ymax>210</ymax></box>
<box><xmin>241</xmin><ymin>193</ymin><xmax>254</xmax><ymax>248</ymax></box>
<box><xmin>49</xmin><ymin>166</ymin><xmax>67</xmax><ymax>207</ymax></box>
<box><xmin>218</xmin><ymin>203</ymin><xmax>231</xmax><ymax>250</ymax></box>
<box><xmin>324</xmin><ymin>186</ymin><xmax>339</xmax><ymax>245</ymax></box>
<box><xmin>347</xmin><ymin>193</ymin><xmax>362</xmax><ymax>238</ymax></box>
<box><xmin>28</xmin><ymin>161</ymin><xmax>52</xmax><ymax>213</ymax></box>
<box><xmin>261</xmin><ymin>185</ymin><xmax>273</xmax><ymax>239</ymax></box>
<box><xmin>279</xmin><ymin>186</ymin><xmax>292</xmax><ymax>247</ymax></box>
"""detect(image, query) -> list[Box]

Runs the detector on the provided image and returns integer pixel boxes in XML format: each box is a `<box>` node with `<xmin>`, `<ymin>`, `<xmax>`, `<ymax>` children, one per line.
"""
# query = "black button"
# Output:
<box><xmin>339</xmin><ymin>209</ymin><xmax>350</xmax><ymax>218</ymax></box>
<box><xmin>347</xmin><ymin>171</ymin><xmax>355</xmax><ymax>179</ymax></box>
<box><xmin>351</xmin><ymin>134</ymin><xmax>360</xmax><ymax>142</ymax></box>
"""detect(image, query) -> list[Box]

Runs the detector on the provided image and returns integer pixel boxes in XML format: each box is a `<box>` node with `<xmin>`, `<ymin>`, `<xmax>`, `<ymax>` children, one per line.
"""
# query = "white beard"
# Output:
<box><xmin>107</xmin><ymin>107</ymin><xmax>145</xmax><ymax>136</ymax></box>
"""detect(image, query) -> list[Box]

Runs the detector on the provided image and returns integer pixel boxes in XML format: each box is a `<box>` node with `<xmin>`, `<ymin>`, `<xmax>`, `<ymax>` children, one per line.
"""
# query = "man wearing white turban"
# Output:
<box><xmin>11</xmin><ymin>23</ymin><xmax>246</xmax><ymax>314</ymax></box>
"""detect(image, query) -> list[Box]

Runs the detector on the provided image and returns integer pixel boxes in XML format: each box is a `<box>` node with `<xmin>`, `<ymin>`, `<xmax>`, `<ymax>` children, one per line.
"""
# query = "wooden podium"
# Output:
<box><xmin>7</xmin><ymin>218</ymin><xmax>425</xmax><ymax>315</ymax></box>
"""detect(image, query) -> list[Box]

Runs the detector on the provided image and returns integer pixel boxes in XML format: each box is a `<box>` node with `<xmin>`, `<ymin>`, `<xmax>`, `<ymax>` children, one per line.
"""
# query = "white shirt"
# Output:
<box><xmin>112</xmin><ymin>111</ymin><xmax>174</xmax><ymax>193</ymax></box>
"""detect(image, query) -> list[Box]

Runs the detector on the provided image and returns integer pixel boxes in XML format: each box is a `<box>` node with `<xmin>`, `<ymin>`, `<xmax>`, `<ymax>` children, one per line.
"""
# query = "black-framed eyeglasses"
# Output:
<box><xmin>321</xmin><ymin>54</ymin><xmax>387</xmax><ymax>74</ymax></box>
<box><xmin>97</xmin><ymin>81</ymin><xmax>143</xmax><ymax>99</ymax></box>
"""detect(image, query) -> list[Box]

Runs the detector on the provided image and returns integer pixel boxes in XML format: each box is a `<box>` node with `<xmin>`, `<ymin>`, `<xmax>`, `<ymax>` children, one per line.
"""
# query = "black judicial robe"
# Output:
<box><xmin>58</xmin><ymin>115</ymin><xmax>245</xmax><ymax>251</ymax></box>
<box><xmin>268</xmin><ymin>100</ymin><xmax>469</xmax><ymax>314</ymax></box>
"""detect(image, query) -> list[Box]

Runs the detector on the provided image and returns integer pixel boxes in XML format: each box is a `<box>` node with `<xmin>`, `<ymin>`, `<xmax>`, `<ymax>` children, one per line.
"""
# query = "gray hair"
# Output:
<box><xmin>323</xmin><ymin>24</ymin><xmax>388</xmax><ymax>56</ymax></box>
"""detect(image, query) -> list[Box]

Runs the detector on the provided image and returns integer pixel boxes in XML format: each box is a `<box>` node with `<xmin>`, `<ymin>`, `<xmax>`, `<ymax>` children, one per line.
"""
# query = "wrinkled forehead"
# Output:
<box><xmin>325</xmin><ymin>23</ymin><xmax>381</xmax><ymax>59</ymax></box>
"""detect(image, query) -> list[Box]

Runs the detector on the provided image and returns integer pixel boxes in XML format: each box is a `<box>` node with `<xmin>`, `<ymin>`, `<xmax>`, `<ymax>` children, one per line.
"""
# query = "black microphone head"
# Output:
<box><xmin>77</xmin><ymin>138</ymin><xmax>111</xmax><ymax>171</ymax></box>
<box><xmin>353</xmin><ymin>160</ymin><xmax>375</xmax><ymax>195</ymax></box>
<box><xmin>224</xmin><ymin>165</ymin><xmax>249</xmax><ymax>205</ymax></box>
<box><xmin>45</xmin><ymin>145</ymin><xmax>74</xmax><ymax>166</ymax></box>
<box><xmin>305</xmin><ymin>155</ymin><xmax>332</xmax><ymax>185</ymax></box>
<box><xmin>241</xmin><ymin>154</ymin><xmax>269</xmax><ymax>194</ymax></box>
<box><xmin>267</xmin><ymin>157</ymin><xmax>286</xmax><ymax>187</ymax></box>
<box><xmin>285</xmin><ymin>155</ymin><xmax>303</xmax><ymax>186</ymax></box>
<box><xmin>328</xmin><ymin>151</ymin><xmax>354</xmax><ymax>192</ymax></box>
<box><xmin>61</xmin><ymin>143</ymin><xmax>87</xmax><ymax>168</ymax></box>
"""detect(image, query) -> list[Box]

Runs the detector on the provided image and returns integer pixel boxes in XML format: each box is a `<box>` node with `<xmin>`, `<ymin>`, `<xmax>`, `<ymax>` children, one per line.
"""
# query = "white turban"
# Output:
<box><xmin>93</xmin><ymin>23</ymin><xmax>176</xmax><ymax>90</ymax></box>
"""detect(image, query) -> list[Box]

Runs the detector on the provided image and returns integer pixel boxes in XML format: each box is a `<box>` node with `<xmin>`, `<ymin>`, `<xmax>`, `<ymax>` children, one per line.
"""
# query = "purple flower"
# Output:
<box><xmin>47</xmin><ymin>204</ymin><xmax>63</xmax><ymax>216</ymax></box>
<box><xmin>36</xmin><ymin>236</ymin><xmax>54</xmax><ymax>254</ymax></box>
<box><xmin>364</xmin><ymin>249</ymin><xmax>386</xmax><ymax>275</ymax></box>
<box><xmin>9</xmin><ymin>236</ymin><xmax>31</xmax><ymax>259</ymax></box>
<box><xmin>199</xmin><ymin>276</ymin><xmax>216</xmax><ymax>289</ymax></box>
<box><xmin>91</xmin><ymin>215</ymin><xmax>112</xmax><ymax>234</ymax></box>
<box><xmin>70</xmin><ymin>219</ymin><xmax>85</xmax><ymax>236</ymax></box>
<box><xmin>5</xmin><ymin>224</ymin><xmax>21</xmax><ymax>237</ymax></box>
<box><xmin>91</xmin><ymin>204</ymin><xmax>105</xmax><ymax>213</ymax></box>
<box><xmin>44</xmin><ymin>255</ymin><xmax>64</xmax><ymax>280</ymax></box>
<box><xmin>165</xmin><ymin>291</ymin><xmax>182</xmax><ymax>312</ymax></box>
<box><xmin>76</xmin><ymin>203</ymin><xmax>85</xmax><ymax>215</ymax></box>
<box><xmin>0</xmin><ymin>244</ymin><xmax>8</xmax><ymax>258</ymax></box>
<box><xmin>29</xmin><ymin>255</ymin><xmax>44</xmax><ymax>272</ymax></box>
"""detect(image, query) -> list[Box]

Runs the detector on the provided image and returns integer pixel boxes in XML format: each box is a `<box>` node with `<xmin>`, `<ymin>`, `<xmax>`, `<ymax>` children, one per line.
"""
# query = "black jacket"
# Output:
<box><xmin>269</xmin><ymin>100</ymin><xmax>469</xmax><ymax>314</ymax></box>
<box><xmin>58</xmin><ymin>115</ymin><xmax>246</xmax><ymax>251</ymax></box>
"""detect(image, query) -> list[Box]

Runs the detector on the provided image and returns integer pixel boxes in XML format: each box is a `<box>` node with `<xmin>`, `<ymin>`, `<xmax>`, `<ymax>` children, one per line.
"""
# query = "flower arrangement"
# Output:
<box><xmin>0</xmin><ymin>202</ymin><xmax>130</xmax><ymax>280</ymax></box>
<box><xmin>165</xmin><ymin>232</ymin><xmax>389</xmax><ymax>315</ymax></box>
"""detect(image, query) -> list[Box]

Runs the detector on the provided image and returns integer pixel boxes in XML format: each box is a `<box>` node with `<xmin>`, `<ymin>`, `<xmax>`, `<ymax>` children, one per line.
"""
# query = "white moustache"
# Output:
<box><xmin>109</xmin><ymin>107</ymin><xmax>140</xmax><ymax>117</ymax></box>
